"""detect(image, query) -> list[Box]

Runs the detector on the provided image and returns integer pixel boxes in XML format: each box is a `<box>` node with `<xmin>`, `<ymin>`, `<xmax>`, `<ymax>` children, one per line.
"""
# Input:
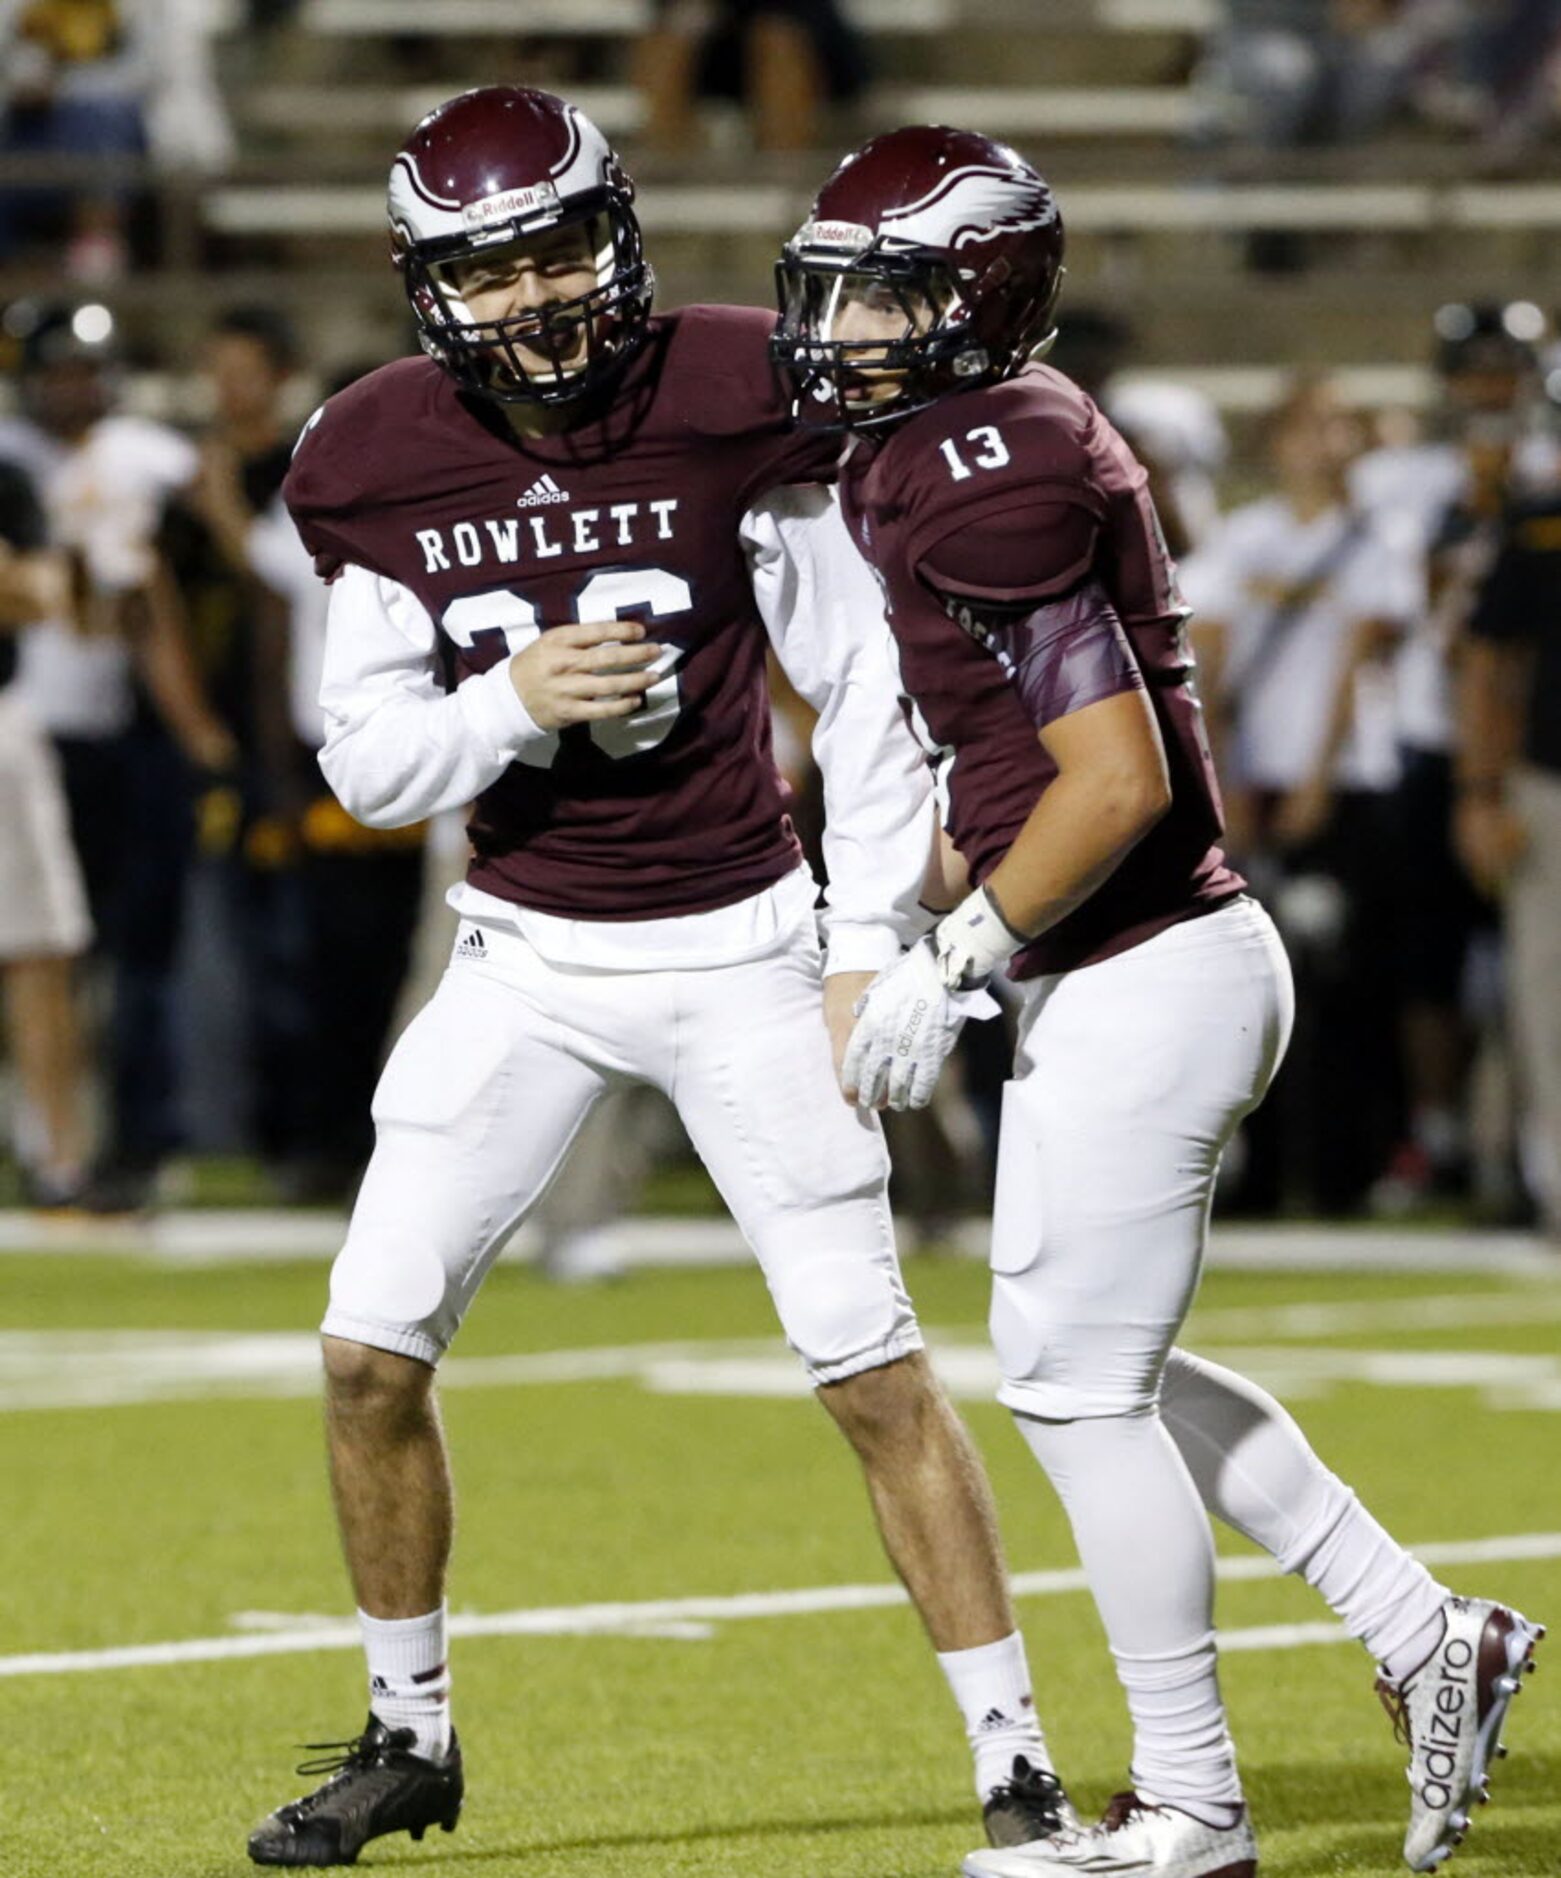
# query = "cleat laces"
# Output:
<box><xmin>988</xmin><ymin>1759</ymin><xmax>1070</xmax><ymax>1837</ymax></box>
<box><xmin>288</xmin><ymin>1724</ymin><xmax>416</xmax><ymax>1806</ymax></box>
<box><xmin>1102</xmin><ymin>1791</ymin><xmax>1164</xmax><ymax>1833</ymax></box>
<box><xmin>1375</xmin><ymin>1676</ymin><xmax>1412</xmax><ymax>1749</ymax></box>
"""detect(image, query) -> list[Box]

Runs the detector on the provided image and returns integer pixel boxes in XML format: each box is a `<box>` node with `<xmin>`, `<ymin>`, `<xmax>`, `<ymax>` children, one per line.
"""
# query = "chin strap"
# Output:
<box><xmin>930</xmin><ymin>884</ymin><xmax>1027</xmax><ymax>991</ymax></box>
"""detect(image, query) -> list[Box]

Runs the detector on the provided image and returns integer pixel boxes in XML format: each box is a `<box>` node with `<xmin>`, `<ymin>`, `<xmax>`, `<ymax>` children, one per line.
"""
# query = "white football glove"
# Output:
<box><xmin>840</xmin><ymin>885</ymin><xmax>1023</xmax><ymax>1112</ymax></box>
<box><xmin>841</xmin><ymin>938</ymin><xmax>1000</xmax><ymax>1111</ymax></box>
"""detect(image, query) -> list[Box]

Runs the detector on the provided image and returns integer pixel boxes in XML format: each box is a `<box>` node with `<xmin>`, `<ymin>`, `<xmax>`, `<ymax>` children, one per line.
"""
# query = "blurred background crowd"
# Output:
<box><xmin>1</xmin><ymin>0</ymin><xmax>1559</xmax><ymax>1267</ymax></box>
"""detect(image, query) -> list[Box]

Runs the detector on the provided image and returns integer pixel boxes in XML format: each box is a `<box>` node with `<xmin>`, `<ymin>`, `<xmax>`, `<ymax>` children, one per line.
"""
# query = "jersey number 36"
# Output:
<box><xmin>443</xmin><ymin>569</ymin><xmax>691</xmax><ymax>767</ymax></box>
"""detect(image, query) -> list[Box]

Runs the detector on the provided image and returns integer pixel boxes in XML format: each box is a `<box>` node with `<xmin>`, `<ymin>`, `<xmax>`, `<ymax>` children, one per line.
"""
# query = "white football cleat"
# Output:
<box><xmin>961</xmin><ymin>1792</ymin><xmax>1257</xmax><ymax>1878</ymax></box>
<box><xmin>1375</xmin><ymin>1594</ymin><xmax>1544</xmax><ymax>1872</ymax></box>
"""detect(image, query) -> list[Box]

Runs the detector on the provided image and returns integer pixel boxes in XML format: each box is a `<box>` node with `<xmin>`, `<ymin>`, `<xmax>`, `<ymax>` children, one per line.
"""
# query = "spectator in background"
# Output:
<box><xmin>1191</xmin><ymin>1</ymin><xmax>1426</xmax><ymax>154</ymax></box>
<box><xmin>166</xmin><ymin>305</ymin><xmax>313</xmax><ymax>1187</ymax></box>
<box><xmin>170</xmin><ymin>306</ymin><xmax>299</xmax><ymax>784</ymax></box>
<box><xmin>1194</xmin><ymin>0</ymin><xmax>1561</xmax><ymax>164</ymax></box>
<box><xmin>1181</xmin><ymin>374</ymin><xmax>1419</xmax><ymax>1213</ymax></box>
<box><xmin>0</xmin><ymin>0</ymin><xmax>231</xmax><ymax>280</ymax></box>
<box><xmin>0</xmin><ymin>455</ymin><xmax>91</xmax><ymax>1206</ymax></box>
<box><xmin>188</xmin><ymin>359</ymin><xmax>426</xmax><ymax>1204</ymax></box>
<box><xmin>1352</xmin><ymin>300</ymin><xmax>1558</xmax><ymax>1211</ymax></box>
<box><xmin>0</xmin><ymin>299</ymin><xmax>233</xmax><ymax>1209</ymax></box>
<box><xmin>634</xmin><ymin>0</ymin><xmax>870</xmax><ymax>153</ymax></box>
<box><xmin>1458</xmin><ymin>494</ymin><xmax>1561</xmax><ymax>1242</ymax></box>
<box><xmin>1435</xmin><ymin>0</ymin><xmax>1561</xmax><ymax>165</ymax></box>
<box><xmin>1048</xmin><ymin>306</ymin><xmax>1229</xmax><ymax>554</ymax></box>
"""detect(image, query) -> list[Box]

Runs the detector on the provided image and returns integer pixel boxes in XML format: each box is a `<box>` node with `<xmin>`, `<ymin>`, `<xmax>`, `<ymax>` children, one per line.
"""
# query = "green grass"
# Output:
<box><xmin>0</xmin><ymin>1249</ymin><xmax>1556</xmax><ymax>1876</ymax></box>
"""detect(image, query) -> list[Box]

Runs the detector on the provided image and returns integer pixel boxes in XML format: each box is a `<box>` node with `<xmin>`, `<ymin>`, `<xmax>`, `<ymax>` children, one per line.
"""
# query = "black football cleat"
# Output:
<box><xmin>248</xmin><ymin>1714</ymin><xmax>463</xmax><ymax>1867</ymax></box>
<box><xmin>982</xmin><ymin>1755</ymin><xmax>1078</xmax><ymax>1848</ymax></box>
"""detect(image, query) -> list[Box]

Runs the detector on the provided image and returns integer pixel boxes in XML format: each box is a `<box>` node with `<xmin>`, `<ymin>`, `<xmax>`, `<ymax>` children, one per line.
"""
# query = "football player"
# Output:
<box><xmin>247</xmin><ymin>89</ymin><xmax>1071</xmax><ymax>1866</ymax></box>
<box><xmin>774</xmin><ymin>128</ymin><xmax>1544</xmax><ymax>1878</ymax></box>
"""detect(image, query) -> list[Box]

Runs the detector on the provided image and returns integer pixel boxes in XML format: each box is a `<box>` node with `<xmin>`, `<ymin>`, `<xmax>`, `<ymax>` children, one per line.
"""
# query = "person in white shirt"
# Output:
<box><xmin>1181</xmin><ymin>374</ymin><xmax>1420</xmax><ymax>1214</ymax></box>
<box><xmin>0</xmin><ymin>302</ymin><xmax>233</xmax><ymax>1204</ymax></box>
<box><xmin>0</xmin><ymin>457</ymin><xmax>91</xmax><ymax>1205</ymax></box>
<box><xmin>195</xmin><ymin>376</ymin><xmax>427</xmax><ymax>1207</ymax></box>
<box><xmin>0</xmin><ymin>0</ymin><xmax>231</xmax><ymax>279</ymax></box>
<box><xmin>1352</xmin><ymin>303</ymin><xmax>1561</xmax><ymax>1211</ymax></box>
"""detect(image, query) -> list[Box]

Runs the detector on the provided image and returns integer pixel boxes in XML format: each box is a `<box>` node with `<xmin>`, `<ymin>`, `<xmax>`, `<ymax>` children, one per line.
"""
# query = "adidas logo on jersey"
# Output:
<box><xmin>516</xmin><ymin>473</ymin><xmax>569</xmax><ymax>507</ymax></box>
<box><xmin>455</xmin><ymin>926</ymin><xmax>488</xmax><ymax>962</ymax></box>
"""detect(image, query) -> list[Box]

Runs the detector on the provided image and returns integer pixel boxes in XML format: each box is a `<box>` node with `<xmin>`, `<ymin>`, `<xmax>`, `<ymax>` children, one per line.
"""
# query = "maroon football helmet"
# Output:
<box><xmin>773</xmin><ymin>126</ymin><xmax>1064</xmax><ymax>428</ymax></box>
<box><xmin>388</xmin><ymin>86</ymin><xmax>653</xmax><ymax>406</ymax></box>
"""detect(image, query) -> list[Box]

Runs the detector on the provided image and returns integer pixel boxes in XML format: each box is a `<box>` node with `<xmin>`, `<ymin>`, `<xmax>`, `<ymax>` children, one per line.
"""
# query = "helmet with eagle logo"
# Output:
<box><xmin>773</xmin><ymin>125</ymin><xmax>1064</xmax><ymax>428</ymax></box>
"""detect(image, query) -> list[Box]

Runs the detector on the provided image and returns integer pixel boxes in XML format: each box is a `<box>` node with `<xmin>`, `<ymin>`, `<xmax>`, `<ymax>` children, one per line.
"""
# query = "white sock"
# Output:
<box><xmin>359</xmin><ymin>1605</ymin><xmax>451</xmax><ymax>1762</ymax></box>
<box><xmin>1118</xmin><ymin>1638</ymin><xmax>1244</xmax><ymax>1831</ymax></box>
<box><xmin>937</xmin><ymin>1630</ymin><xmax>1052</xmax><ymax>1802</ymax></box>
<box><xmin>1015</xmin><ymin>1408</ymin><xmax>1243</xmax><ymax>1827</ymax></box>
<box><xmin>1160</xmin><ymin>1350</ymin><xmax>1449</xmax><ymax>1677</ymax></box>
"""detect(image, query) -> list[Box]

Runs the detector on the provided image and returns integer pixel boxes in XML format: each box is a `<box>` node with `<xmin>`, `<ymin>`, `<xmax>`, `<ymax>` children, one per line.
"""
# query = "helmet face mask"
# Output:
<box><xmin>775</xmin><ymin>246</ymin><xmax>981</xmax><ymax>428</ymax></box>
<box><xmin>407</xmin><ymin>206</ymin><xmax>649</xmax><ymax>406</ymax></box>
<box><xmin>389</xmin><ymin>88</ymin><xmax>654</xmax><ymax>409</ymax></box>
<box><xmin>772</xmin><ymin>127</ymin><xmax>1065</xmax><ymax>432</ymax></box>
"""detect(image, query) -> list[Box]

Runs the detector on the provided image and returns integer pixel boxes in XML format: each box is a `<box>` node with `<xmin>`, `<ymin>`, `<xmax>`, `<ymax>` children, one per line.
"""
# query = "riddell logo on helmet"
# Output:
<box><xmin>462</xmin><ymin>182</ymin><xmax>561</xmax><ymax>228</ymax></box>
<box><xmin>800</xmin><ymin>219</ymin><xmax>874</xmax><ymax>251</ymax></box>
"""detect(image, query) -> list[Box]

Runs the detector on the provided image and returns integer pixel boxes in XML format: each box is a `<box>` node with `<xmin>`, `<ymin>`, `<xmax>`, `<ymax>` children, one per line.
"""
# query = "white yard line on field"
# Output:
<box><xmin>1</xmin><ymin>1210</ymin><xmax>1558</xmax><ymax>1274</ymax></box>
<box><xmin>2</xmin><ymin>1532</ymin><xmax>1555</xmax><ymax>1680</ymax></box>
<box><xmin>7</xmin><ymin>1316</ymin><xmax>1561</xmax><ymax>1411</ymax></box>
<box><xmin>1188</xmin><ymin>1288</ymin><xmax>1561</xmax><ymax>1340</ymax></box>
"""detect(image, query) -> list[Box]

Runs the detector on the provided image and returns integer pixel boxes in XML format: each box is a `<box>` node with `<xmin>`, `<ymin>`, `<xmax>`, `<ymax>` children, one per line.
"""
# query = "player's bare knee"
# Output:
<box><xmin>818</xmin><ymin>1351</ymin><xmax>938</xmax><ymax>1458</ymax></box>
<box><xmin>322</xmin><ymin>1335</ymin><xmax>433</xmax><ymax>1426</ymax></box>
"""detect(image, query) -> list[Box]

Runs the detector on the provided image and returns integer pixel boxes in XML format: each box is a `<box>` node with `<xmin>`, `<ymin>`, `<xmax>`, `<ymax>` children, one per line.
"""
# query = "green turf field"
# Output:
<box><xmin>1</xmin><ymin>1245</ymin><xmax>1556</xmax><ymax>1877</ymax></box>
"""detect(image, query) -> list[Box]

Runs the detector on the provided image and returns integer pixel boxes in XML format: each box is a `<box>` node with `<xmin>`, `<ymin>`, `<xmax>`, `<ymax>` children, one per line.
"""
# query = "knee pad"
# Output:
<box><xmin>761</xmin><ymin>1217</ymin><xmax>921</xmax><ymax>1386</ymax></box>
<box><xmin>991</xmin><ymin>1272</ymin><xmax>1167</xmax><ymax>1421</ymax></box>
<box><xmin>323</xmin><ymin>1229</ymin><xmax>456</xmax><ymax>1367</ymax></box>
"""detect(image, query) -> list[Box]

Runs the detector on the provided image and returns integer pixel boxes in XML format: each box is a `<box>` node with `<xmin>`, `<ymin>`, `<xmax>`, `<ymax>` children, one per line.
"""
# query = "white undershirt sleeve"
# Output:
<box><xmin>317</xmin><ymin>562</ymin><xmax>552</xmax><ymax>827</ymax></box>
<box><xmin>743</xmin><ymin>485</ymin><xmax>935</xmax><ymax>977</ymax></box>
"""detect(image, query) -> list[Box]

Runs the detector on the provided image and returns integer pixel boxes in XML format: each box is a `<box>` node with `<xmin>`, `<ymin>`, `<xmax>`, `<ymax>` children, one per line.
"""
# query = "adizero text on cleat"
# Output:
<box><xmin>248</xmin><ymin>1714</ymin><xmax>463</xmax><ymax>1867</ymax></box>
<box><xmin>1375</xmin><ymin>1595</ymin><xmax>1543</xmax><ymax>1872</ymax></box>
<box><xmin>982</xmin><ymin>1756</ymin><xmax>1079</xmax><ymax>1848</ymax></box>
<box><xmin>961</xmin><ymin>1791</ymin><xmax>1257</xmax><ymax>1877</ymax></box>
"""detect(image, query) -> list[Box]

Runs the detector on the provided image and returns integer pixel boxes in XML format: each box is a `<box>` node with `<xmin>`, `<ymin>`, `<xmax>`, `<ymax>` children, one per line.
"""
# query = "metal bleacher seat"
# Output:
<box><xmin>301</xmin><ymin>0</ymin><xmax>955</xmax><ymax>35</ymax></box>
<box><xmin>239</xmin><ymin>82</ymin><xmax>1195</xmax><ymax>144</ymax></box>
<box><xmin>4</xmin><ymin>0</ymin><xmax>1556</xmax><ymax>413</ymax></box>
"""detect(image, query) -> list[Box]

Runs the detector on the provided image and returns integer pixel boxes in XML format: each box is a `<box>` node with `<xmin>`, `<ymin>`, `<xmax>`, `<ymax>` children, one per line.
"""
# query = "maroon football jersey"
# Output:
<box><xmin>285</xmin><ymin>307</ymin><xmax>835</xmax><ymax>920</ymax></box>
<box><xmin>838</xmin><ymin>365</ymin><xmax>1243</xmax><ymax>976</ymax></box>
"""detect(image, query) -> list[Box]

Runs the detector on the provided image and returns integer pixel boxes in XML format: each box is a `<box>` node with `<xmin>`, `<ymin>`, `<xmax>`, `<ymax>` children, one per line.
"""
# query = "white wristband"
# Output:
<box><xmin>932</xmin><ymin>885</ymin><xmax>1025</xmax><ymax>990</ymax></box>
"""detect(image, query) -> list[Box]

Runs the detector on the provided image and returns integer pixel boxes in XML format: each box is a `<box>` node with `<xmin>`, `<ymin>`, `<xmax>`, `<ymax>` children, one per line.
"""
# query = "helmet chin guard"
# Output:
<box><xmin>388</xmin><ymin>87</ymin><xmax>654</xmax><ymax>407</ymax></box>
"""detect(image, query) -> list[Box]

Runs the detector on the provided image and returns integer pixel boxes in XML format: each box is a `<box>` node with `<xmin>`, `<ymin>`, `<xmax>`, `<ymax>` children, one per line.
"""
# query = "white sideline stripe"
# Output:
<box><xmin>1191</xmin><ymin>1289</ymin><xmax>1561</xmax><ymax>1339</ymax></box>
<box><xmin>1220</xmin><ymin>1621</ymin><xmax>1348</xmax><ymax>1653</ymax></box>
<box><xmin>2</xmin><ymin>1533</ymin><xmax>1555</xmax><ymax>1681</ymax></box>
<box><xmin>8</xmin><ymin>1320</ymin><xmax>1561</xmax><ymax>1412</ymax></box>
<box><xmin>1</xmin><ymin>1211</ymin><xmax>1557</xmax><ymax>1276</ymax></box>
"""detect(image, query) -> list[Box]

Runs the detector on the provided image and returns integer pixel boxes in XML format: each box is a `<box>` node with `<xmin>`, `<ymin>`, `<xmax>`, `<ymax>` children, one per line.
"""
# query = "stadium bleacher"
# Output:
<box><xmin>12</xmin><ymin>0</ymin><xmax>1553</xmax><ymax>416</ymax></box>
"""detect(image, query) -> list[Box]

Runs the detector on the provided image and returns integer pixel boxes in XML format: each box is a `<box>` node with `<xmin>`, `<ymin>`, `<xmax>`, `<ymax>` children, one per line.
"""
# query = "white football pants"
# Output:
<box><xmin>324</xmin><ymin>918</ymin><xmax>921</xmax><ymax>1382</ymax></box>
<box><xmin>992</xmin><ymin>895</ymin><xmax>1295</xmax><ymax>1815</ymax></box>
<box><xmin>990</xmin><ymin>895</ymin><xmax>1293</xmax><ymax>1420</ymax></box>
